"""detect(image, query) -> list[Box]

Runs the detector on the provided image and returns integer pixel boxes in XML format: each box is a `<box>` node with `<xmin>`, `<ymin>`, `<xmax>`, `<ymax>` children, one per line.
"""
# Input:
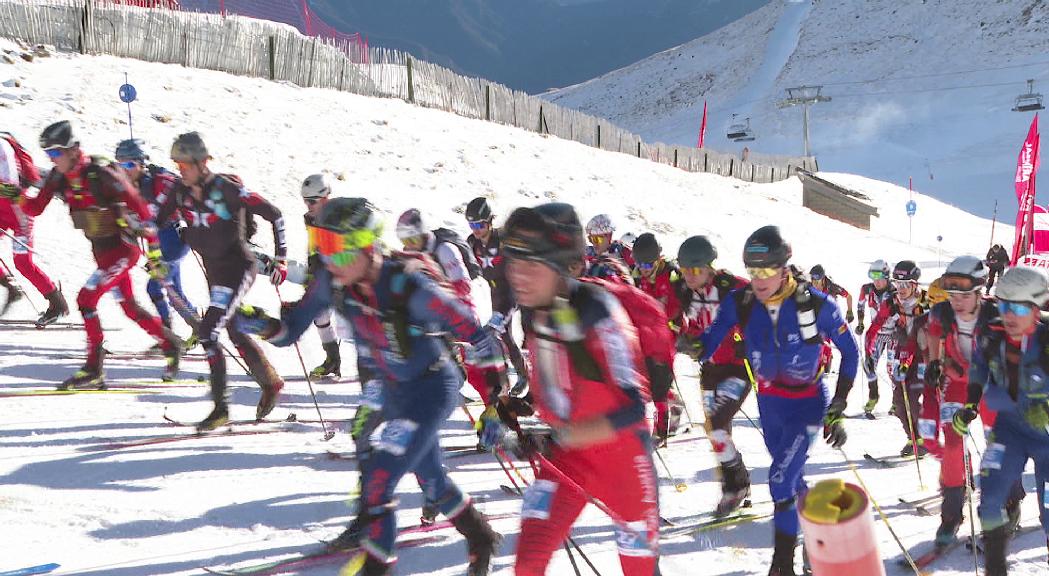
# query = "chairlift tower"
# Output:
<box><xmin>777</xmin><ymin>85</ymin><xmax>831</xmax><ymax>156</ymax></box>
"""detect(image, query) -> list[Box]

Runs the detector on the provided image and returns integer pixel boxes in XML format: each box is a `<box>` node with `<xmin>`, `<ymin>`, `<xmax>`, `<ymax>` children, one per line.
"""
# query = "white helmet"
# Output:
<box><xmin>868</xmin><ymin>259</ymin><xmax>890</xmax><ymax>279</ymax></box>
<box><xmin>395</xmin><ymin>208</ymin><xmax>428</xmax><ymax>241</ymax></box>
<box><xmin>996</xmin><ymin>266</ymin><xmax>1049</xmax><ymax>307</ymax></box>
<box><xmin>300</xmin><ymin>173</ymin><xmax>332</xmax><ymax>200</ymax></box>
<box><xmin>620</xmin><ymin>232</ymin><xmax>637</xmax><ymax>246</ymax></box>
<box><xmin>585</xmin><ymin>214</ymin><xmax>615</xmax><ymax>236</ymax></box>
<box><xmin>944</xmin><ymin>255</ymin><xmax>988</xmax><ymax>283</ymax></box>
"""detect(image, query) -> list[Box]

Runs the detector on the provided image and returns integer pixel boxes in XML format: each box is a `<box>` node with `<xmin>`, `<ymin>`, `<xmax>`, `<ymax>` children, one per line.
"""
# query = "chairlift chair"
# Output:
<box><xmin>726</xmin><ymin>114</ymin><xmax>748</xmax><ymax>140</ymax></box>
<box><xmin>734</xmin><ymin>117</ymin><xmax>756</xmax><ymax>142</ymax></box>
<box><xmin>1013</xmin><ymin>79</ymin><xmax>1045</xmax><ymax>113</ymax></box>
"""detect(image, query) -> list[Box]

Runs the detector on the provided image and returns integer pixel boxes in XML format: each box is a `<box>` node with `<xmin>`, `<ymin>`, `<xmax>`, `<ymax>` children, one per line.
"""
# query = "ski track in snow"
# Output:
<box><xmin>0</xmin><ymin>37</ymin><xmax>1044</xmax><ymax>575</ymax></box>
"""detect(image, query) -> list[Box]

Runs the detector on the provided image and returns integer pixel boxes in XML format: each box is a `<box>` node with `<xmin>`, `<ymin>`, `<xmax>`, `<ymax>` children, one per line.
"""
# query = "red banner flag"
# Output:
<box><xmin>1011</xmin><ymin>114</ymin><xmax>1040</xmax><ymax>264</ymax></box>
<box><xmin>697</xmin><ymin>100</ymin><xmax>707</xmax><ymax>149</ymax></box>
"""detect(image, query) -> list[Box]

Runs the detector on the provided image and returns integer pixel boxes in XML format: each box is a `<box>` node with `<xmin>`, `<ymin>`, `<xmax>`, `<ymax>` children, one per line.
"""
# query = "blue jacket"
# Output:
<box><xmin>700</xmin><ymin>284</ymin><xmax>859</xmax><ymax>396</ymax></box>
<box><xmin>270</xmin><ymin>259</ymin><xmax>491</xmax><ymax>387</ymax></box>
<box><xmin>971</xmin><ymin>322</ymin><xmax>1049</xmax><ymax>437</ymax></box>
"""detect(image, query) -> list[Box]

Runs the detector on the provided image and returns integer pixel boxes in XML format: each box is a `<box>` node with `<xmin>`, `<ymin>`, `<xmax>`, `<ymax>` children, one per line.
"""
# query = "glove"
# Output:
<box><xmin>0</xmin><ymin>182</ymin><xmax>20</xmax><ymax>200</ymax></box>
<box><xmin>145</xmin><ymin>248</ymin><xmax>168</xmax><ymax>280</ymax></box>
<box><xmin>464</xmin><ymin>331</ymin><xmax>505</xmax><ymax>369</ymax></box>
<box><xmin>951</xmin><ymin>403</ymin><xmax>978</xmax><ymax>436</ymax></box>
<box><xmin>925</xmin><ymin>359</ymin><xmax>943</xmax><ymax>389</ymax></box>
<box><xmin>822</xmin><ymin>397</ymin><xmax>848</xmax><ymax>448</ymax></box>
<box><xmin>507</xmin><ymin>419</ymin><xmax>556</xmax><ymax>458</ymax></box>
<box><xmin>476</xmin><ymin>405</ymin><xmax>506</xmax><ymax>450</ymax></box>
<box><xmin>854</xmin><ymin>322</ymin><xmax>864</xmax><ymax>335</ymax></box>
<box><xmin>270</xmin><ymin>259</ymin><xmax>288</xmax><ymax>285</ymax></box>
<box><xmin>485</xmin><ymin>312</ymin><xmax>508</xmax><ymax>334</ymax></box>
<box><xmin>894</xmin><ymin>362</ymin><xmax>910</xmax><ymax>382</ymax></box>
<box><xmin>676</xmin><ymin>333</ymin><xmax>704</xmax><ymax>360</ymax></box>
<box><xmin>1023</xmin><ymin>401</ymin><xmax>1049</xmax><ymax>431</ymax></box>
<box><xmin>350</xmin><ymin>404</ymin><xmax>376</xmax><ymax>441</ymax></box>
<box><xmin>350</xmin><ymin>379</ymin><xmax>383</xmax><ymax>441</ymax></box>
<box><xmin>845</xmin><ymin>309</ymin><xmax>855</xmax><ymax>324</ymax></box>
<box><xmin>235</xmin><ymin>304</ymin><xmax>280</xmax><ymax>339</ymax></box>
<box><xmin>174</xmin><ymin>220</ymin><xmax>187</xmax><ymax>242</ymax></box>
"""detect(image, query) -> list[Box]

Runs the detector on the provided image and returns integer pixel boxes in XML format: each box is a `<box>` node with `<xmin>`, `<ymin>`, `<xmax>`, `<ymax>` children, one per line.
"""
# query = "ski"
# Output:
<box><xmin>84</xmin><ymin>427</ymin><xmax>282</xmax><ymax>451</ymax></box>
<box><xmin>204</xmin><ymin>534</ymin><xmax>449</xmax><ymax>576</ymax></box>
<box><xmin>660</xmin><ymin>509</ymin><xmax>772</xmax><ymax>540</ymax></box>
<box><xmin>0</xmin><ymin>388</ymin><xmax>161</xmax><ymax>398</ymax></box>
<box><xmin>324</xmin><ymin>444</ymin><xmax>481</xmax><ymax>462</ymax></box>
<box><xmin>662</xmin><ymin>498</ymin><xmax>763</xmax><ymax>527</ymax></box>
<box><xmin>863</xmin><ymin>453</ymin><xmax>908</xmax><ymax>468</ymax></box>
<box><xmin>0</xmin><ymin>564</ymin><xmax>60</xmax><ymax>576</ymax></box>
<box><xmin>965</xmin><ymin>525</ymin><xmax>1042</xmax><ymax>553</ymax></box>
<box><xmin>898</xmin><ymin>493</ymin><xmax>942</xmax><ymax>507</ymax></box>
<box><xmin>897</xmin><ymin>537</ymin><xmax>971</xmax><ymax>569</ymax></box>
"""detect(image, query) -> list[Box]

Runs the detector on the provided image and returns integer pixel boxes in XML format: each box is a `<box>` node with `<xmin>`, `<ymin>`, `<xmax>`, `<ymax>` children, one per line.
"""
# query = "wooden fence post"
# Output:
<box><xmin>78</xmin><ymin>0</ymin><xmax>91</xmax><ymax>54</ymax></box>
<box><xmin>673</xmin><ymin>148</ymin><xmax>678</xmax><ymax>168</ymax></box>
<box><xmin>406</xmin><ymin>56</ymin><xmax>415</xmax><ymax>103</ymax></box>
<box><xmin>538</xmin><ymin>105</ymin><xmax>545</xmax><ymax>134</ymax></box>
<box><xmin>636</xmin><ymin>141</ymin><xmax>641</xmax><ymax>158</ymax></box>
<box><xmin>268</xmin><ymin>35</ymin><xmax>276</xmax><ymax>80</ymax></box>
<box><xmin>306</xmin><ymin>37</ymin><xmax>317</xmax><ymax>87</ymax></box>
<box><xmin>596</xmin><ymin>124</ymin><xmax>601</xmax><ymax>148</ymax></box>
<box><xmin>485</xmin><ymin>84</ymin><xmax>490</xmax><ymax>121</ymax></box>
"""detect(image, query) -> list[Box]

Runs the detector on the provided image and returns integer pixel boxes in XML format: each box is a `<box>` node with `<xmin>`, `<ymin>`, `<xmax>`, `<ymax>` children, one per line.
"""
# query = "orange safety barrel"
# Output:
<box><xmin>798</xmin><ymin>479</ymin><xmax>885</xmax><ymax>576</ymax></box>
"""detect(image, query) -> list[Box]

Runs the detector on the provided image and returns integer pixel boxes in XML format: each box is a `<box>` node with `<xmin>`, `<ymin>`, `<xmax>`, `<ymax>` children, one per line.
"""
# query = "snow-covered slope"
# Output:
<box><xmin>0</xmin><ymin>37</ymin><xmax>1044</xmax><ymax>576</ymax></box>
<box><xmin>544</xmin><ymin>0</ymin><xmax>1049</xmax><ymax>219</ymax></box>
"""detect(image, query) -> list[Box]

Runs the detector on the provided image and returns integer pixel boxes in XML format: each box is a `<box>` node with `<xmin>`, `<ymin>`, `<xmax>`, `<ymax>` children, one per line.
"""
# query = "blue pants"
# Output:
<box><xmin>359</xmin><ymin>364</ymin><xmax>468</xmax><ymax>562</ymax></box>
<box><xmin>977</xmin><ymin>416</ymin><xmax>1049</xmax><ymax>535</ymax></box>
<box><xmin>757</xmin><ymin>388</ymin><xmax>828</xmax><ymax>536</ymax></box>
<box><xmin>146</xmin><ymin>226</ymin><xmax>192</xmax><ymax>323</ymax></box>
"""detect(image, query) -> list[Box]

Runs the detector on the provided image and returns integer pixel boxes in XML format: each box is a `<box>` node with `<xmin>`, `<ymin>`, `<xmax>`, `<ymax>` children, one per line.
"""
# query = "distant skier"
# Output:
<box><xmin>235</xmin><ymin>197</ymin><xmax>505</xmax><ymax>576</ymax></box>
<box><xmin>675</xmin><ymin>235</ymin><xmax>752</xmax><ymax>516</ymax></box>
<box><xmin>584</xmin><ymin>213</ymin><xmax>634</xmax><ymax>281</ymax></box>
<box><xmin>808</xmin><ymin>264</ymin><xmax>854</xmax><ymax>324</ymax></box>
<box><xmin>499</xmin><ymin>202</ymin><xmax>660</xmax><ymax>576</ymax></box>
<box><xmin>984</xmin><ymin>243</ymin><xmax>1009</xmax><ymax>294</ymax></box>
<box><xmin>0</xmin><ymin>131</ymin><xmax>67</xmax><ymax>323</ymax></box>
<box><xmin>857</xmin><ymin>259</ymin><xmax>894</xmax><ymax>416</ymax></box>
<box><xmin>154</xmin><ymin>132</ymin><xmax>285</xmax><ymax>431</ymax></box>
<box><xmin>2</xmin><ymin>121</ymin><xmax>181</xmax><ymax>388</ymax></box>
<box><xmin>698</xmin><ymin>226</ymin><xmax>859</xmax><ymax>576</ymax></box>
<box><xmin>957</xmin><ymin>266</ymin><xmax>1049</xmax><ymax>576</ymax></box>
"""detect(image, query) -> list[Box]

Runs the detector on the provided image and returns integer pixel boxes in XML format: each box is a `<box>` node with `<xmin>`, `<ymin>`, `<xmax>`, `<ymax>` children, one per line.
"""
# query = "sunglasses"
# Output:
<box><xmin>117</xmin><ymin>160</ymin><xmax>140</xmax><ymax>170</ymax></box>
<box><xmin>747</xmin><ymin>267</ymin><xmax>781</xmax><ymax>280</ymax></box>
<box><xmin>998</xmin><ymin>300</ymin><xmax>1035</xmax><ymax>317</ymax></box>
<box><xmin>588</xmin><ymin>234</ymin><xmax>609</xmax><ymax>246</ymax></box>
<box><xmin>682</xmin><ymin>266</ymin><xmax>709</xmax><ymax>276</ymax></box>
<box><xmin>44</xmin><ymin>148</ymin><xmax>65</xmax><ymax>160</ymax></box>
<box><xmin>941</xmin><ymin>275</ymin><xmax>979</xmax><ymax>293</ymax></box>
<box><xmin>467</xmin><ymin>220</ymin><xmax>490</xmax><ymax>231</ymax></box>
<box><xmin>868</xmin><ymin>270</ymin><xmax>888</xmax><ymax>281</ymax></box>
<box><xmin>638</xmin><ymin>260</ymin><xmax>657</xmax><ymax>271</ymax></box>
<box><xmin>310</xmin><ymin>226</ymin><xmax>377</xmax><ymax>267</ymax></box>
<box><xmin>303</xmin><ymin>198</ymin><xmax>321</xmax><ymax>206</ymax></box>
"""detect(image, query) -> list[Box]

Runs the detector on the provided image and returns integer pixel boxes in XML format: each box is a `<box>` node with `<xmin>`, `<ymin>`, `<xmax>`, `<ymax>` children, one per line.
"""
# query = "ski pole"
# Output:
<box><xmin>0</xmin><ymin>255</ymin><xmax>41</xmax><ymax>315</ymax></box>
<box><xmin>898</xmin><ymin>371</ymin><xmax>926</xmax><ymax>491</ymax></box>
<box><xmin>0</xmin><ymin>227</ymin><xmax>44</xmax><ymax>260</ymax></box>
<box><xmin>837</xmin><ymin>447</ymin><xmax>922</xmax><ymax>574</ymax></box>
<box><xmin>670</xmin><ymin>374</ymin><xmax>695</xmax><ymax>432</ymax></box>
<box><xmin>654</xmin><ymin>447</ymin><xmax>687</xmax><ymax>492</ymax></box>
<box><xmin>275</xmin><ymin>284</ymin><xmax>335</xmax><ymax>441</ymax></box>
<box><xmin>960</xmin><ymin>434</ymin><xmax>980</xmax><ymax>575</ymax></box>
<box><xmin>733</xmin><ymin>333</ymin><xmax>758</xmax><ymax>393</ymax></box>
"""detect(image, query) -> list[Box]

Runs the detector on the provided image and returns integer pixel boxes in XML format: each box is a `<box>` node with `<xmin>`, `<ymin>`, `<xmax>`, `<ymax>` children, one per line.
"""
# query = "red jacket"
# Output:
<box><xmin>681</xmin><ymin>270</ymin><xmax>747</xmax><ymax>366</ymax></box>
<box><xmin>633</xmin><ymin>259</ymin><xmax>684</xmax><ymax>329</ymax></box>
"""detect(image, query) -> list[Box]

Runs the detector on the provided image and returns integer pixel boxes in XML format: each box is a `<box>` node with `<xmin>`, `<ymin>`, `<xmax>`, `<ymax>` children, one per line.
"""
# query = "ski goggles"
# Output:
<box><xmin>809</xmin><ymin>272</ymin><xmax>824</xmax><ymax>281</ymax></box>
<box><xmin>941</xmin><ymin>274</ymin><xmax>980</xmax><ymax>293</ymax></box>
<box><xmin>868</xmin><ymin>270</ymin><xmax>888</xmax><ymax>281</ymax></box>
<box><xmin>747</xmin><ymin>266</ymin><xmax>782</xmax><ymax>280</ymax></box>
<box><xmin>637</xmin><ymin>260</ymin><xmax>658</xmax><ymax>272</ymax></box>
<box><xmin>467</xmin><ymin>220</ymin><xmax>490</xmax><ymax>231</ymax></box>
<box><xmin>892</xmin><ymin>279</ymin><xmax>917</xmax><ymax>290</ymax></box>
<box><xmin>117</xmin><ymin>160</ymin><xmax>140</xmax><ymax>170</ymax></box>
<box><xmin>400</xmin><ymin>234</ymin><xmax>427</xmax><ymax>250</ymax></box>
<box><xmin>682</xmin><ymin>266</ymin><xmax>710</xmax><ymax>276</ymax></box>
<box><xmin>588</xmin><ymin>234</ymin><xmax>610</xmax><ymax>246</ymax></box>
<box><xmin>303</xmin><ymin>197</ymin><xmax>322</xmax><ymax>206</ymax></box>
<box><xmin>310</xmin><ymin>226</ymin><xmax>377</xmax><ymax>267</ymax></box>
<box><xmin>998</xmin><ymin>300</ymin><xmax>1035</xmax><ymax>317</ymax></box>
<box><xmin>44</xmin><ymin>148</ymin><xmax>66</xmax><ymax>160</ymax></box>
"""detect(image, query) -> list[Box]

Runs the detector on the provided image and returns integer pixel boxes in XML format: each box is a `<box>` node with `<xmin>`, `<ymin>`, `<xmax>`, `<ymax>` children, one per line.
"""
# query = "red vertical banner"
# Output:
<box><xmin>300</xmin><ymin>0</ymin><xmax>313</xmax><ymax>36</ymax></box>
<box><xmin>1011</xmin><ymin>114</ymin><xmax>1040</xmax><ymax>264</ymax></box>
<box><xmin>697</xmin><ymin>100</ymin><xmax>707</xmax><ymax>149</ymax></box>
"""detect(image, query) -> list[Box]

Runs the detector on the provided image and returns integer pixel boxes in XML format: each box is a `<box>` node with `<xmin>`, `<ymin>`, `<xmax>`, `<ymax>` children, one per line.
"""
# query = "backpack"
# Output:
<box><xmin>433</xmin><ymin>227</ymin><xmax>481</xmax><ymax>280</ymax></box>
<box><xmin>0</xmin><ymin>132</ymin><xmax>40</xmax><ymax>189</ymax></box>
<box><xmin>580</xmin><ymin>276</ymin><xmax>674</xmax><ymax>365</ymax></box>
<box><xmin>173</xmin><ymin>173</ymin><xmax>259</xmax><ymax>241</ymax></box>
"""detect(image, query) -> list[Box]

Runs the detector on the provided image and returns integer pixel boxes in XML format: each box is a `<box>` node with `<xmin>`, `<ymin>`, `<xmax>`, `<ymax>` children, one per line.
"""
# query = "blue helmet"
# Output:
<box><xmin>115</xmin><ymin>138</ymin><xmax>148</xmax><ymax>161</ymax></box>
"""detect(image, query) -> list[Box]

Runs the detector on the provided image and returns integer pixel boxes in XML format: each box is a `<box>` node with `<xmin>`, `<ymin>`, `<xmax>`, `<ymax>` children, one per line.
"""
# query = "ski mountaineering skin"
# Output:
<box><xmin>1</xmin><ymin>115</ymin><xmax>1048</xmax><ymax>576</ymax></box>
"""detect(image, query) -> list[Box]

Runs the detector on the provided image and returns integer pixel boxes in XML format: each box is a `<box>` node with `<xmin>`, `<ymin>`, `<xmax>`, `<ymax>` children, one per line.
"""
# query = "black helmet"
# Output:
<box><xmin>809</xmin><ymin>264</ymin><xmax>825</xmax><ymax>279</ymax></box>
<box><xmin>115</xmin><ymin>138</ymin><xmax>148</xmax><ymax>161</ymax></box>
<box><xmin>316</xmin><ymin>197</ymin><xmax>384</xmax><ymax>237</ymax></box>
<box><xmin>465</xmin><ymin>197</ymin><xmax>492</xmax><ymax>222</ymax></box>
<box><xmin>892</xmin><ymin>260</ymin><xmax>921</xmax><ymax>282</ymax></box>
<box><xmin>170</xmin><ymin>132</ymin><xmax>210</xmax><ymax>163</ymax></box>
<box><xmin>39</xmin><ymin>120</ymin><xmax>78</xmax><ymax>150</ymax></box>
<box><xmin>632</xmin><ymin>233</ymin><xmax>661</xmax><ymax>264</ymax></box>
<box><xmin>677</xmin><ymin>235</ymin><xmax>717</xmax><ymax>269</ymax></box>
<box><xmin>742</xmin><ymin>225</ymin><xmax>791</xmax><ymax>268</ymax></box>
<box><xmin>502</xmin><ymin>202</ymin><xmax>585</xmax><ymax>271</ymax></box>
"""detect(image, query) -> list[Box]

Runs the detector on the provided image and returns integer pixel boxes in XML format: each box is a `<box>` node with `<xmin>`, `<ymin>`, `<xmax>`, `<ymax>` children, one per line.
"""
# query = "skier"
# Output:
<box><xmin>0</xmin><ymin>131</ymin><xmax>67</xmax><ymax>323</ymax></box>
<box><xmin>808</xmin><ymin>265</ymin><xmax>854</xmax><ymax>324</ymax></box>
<box><xmin>235</xmin><ymin>197</ymin><xmax>505</xmax><ymax>576</ymax></box>
<box><xmin>154</xmin><ymin>132</ymin><xmax>285</xmax><ymax>430</ymax></box>
<box><xmin>464</xmin><ymin>196</ymin><xmax>530</xmax><ymax>396</ymax></box>
<box><xmin>674</xmin><ymin>235</ymin><xmax>752</xmax><ymax>516</ymax></box>
<box><xmin>498</xmin><ymin>202</ymin><xmax>660</xmax><ymax>576</ymax></box>
<box><xmin>956</xmin><ymin>265</ymin><xmax>1049</xmax><ymax>576</ymax></box>
<box><xmin>629</xmin><ymin>232</ymin><xmax>685</xmax><ymax>439</ymax></box>
<box><xmin>584</xmin><ymin>213</ymin><xmax>635</xmax><ymax>280</ymax></box>
<box><xmin>113</xmin><ymin>138</ymin><xmax>195</xmax><ymax>340</ymax></box>
<box><xmin>984</xmin><ymin>243</ymin><xmax>1009</xmax><ymax>294</ymax></box>
<box><xmin>900</xmin><ymin>277</ymin><xmax>948</xmax><ymax>457</ymax></box>
<box><xmin>925</xmin><ymin>256</ymin><xmax>1022</xmax><ymax>550</ymax></box>
<box><xmin>0</xmin><ymin>121</ymin><xmax>181</xmax><ymax>388</ymax></box>
<box><xmin>697</xmin><ymin>225</ymin><xmax>859</xmax><ymax>576</ymax></box>
<box><xmin>857</xmin><ymin>259</ymin><xmax>896</xmax><ymax>417</ymax></box>
<box><xmin>865</xmin><ymin>260</ymin><xmax>928</xmax><ymax>436</ymax></box>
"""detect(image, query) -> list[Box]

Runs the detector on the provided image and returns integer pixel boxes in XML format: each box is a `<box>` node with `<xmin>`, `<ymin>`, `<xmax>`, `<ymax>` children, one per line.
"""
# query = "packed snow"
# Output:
<box><xmin>0</xmin><ymin>36</ymin><xmax>1044</xmax><ymax>575</ymax></box>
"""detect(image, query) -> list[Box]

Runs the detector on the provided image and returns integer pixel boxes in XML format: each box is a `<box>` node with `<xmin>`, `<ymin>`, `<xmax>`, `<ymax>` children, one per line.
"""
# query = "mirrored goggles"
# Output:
<box><xmin>998</xmin><ymin>300</ymin><xmax>1035</xmax><ymax>317</ymax></box>
<box><xmin>868</xmin><ymin>270</ymin><xmax>888</xmax><ymax>281</ymax></box>
<box><xmin>747</xmin><ymin>267</ymin><xmax>781</xmax><ymax>280</ymax></box>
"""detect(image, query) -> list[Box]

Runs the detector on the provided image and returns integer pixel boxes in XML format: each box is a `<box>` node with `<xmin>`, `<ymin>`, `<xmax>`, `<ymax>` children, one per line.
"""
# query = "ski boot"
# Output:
<box><xmin>256</xmin><ymin>378</ymin><xmax>285</xmax><ymax>420</ymax></box>
<box><xmin>356</xmin><ymin>554</ymin><xmax>392</xmax><ymax>576</ymax></box>
<box><xmin>452</xmin><ymin>504</ymin><xmax>501</xmax><ymax>576</ymax></box>
<box><xmin>420</xmin><ymin>502</ymin><xmax>439</xmax><ymax>526</ymax></box>
<box><xmin>309</xmin><ymin>341</ymin><xmax>342</xmax><ymax>381</ymax></box>
<box><xmin>715</xmin><ymin>457</ymin><xmax>752</xmax><ymax>517</ymax></box>
<box><xmin>35</xmin><ymin>285</ymin><xmax>68</xmax><ymax>327</ymax></box>
<box><xmin>863</xmin><ymin>395</ymin><xmax>878</xmax><ymax>419</ymax></box>
<box><xmin>161</xmin><ymin>328</ymin><xmax>183</xmax><ymax>382</ymax></box>
<box><xmin>0</xmin><ymin>274</ymin><xmax>22</xmax><ymax>317</ymax></box>
<box><xmin>58</xmin><ymin>344</ymin><xmax>106</xmax><ymax>390</ymax></box>
<box><xmin>934</xmin><ymin>487</ymin><xmax>965</xmax><ymax>548</ymax></box>
<box><xmin>982</xmin><ymin>525</ymin><xmax>1008</xmax><ymax>576</ymax></box>
<box><xmin>197</xmin><ymin>403</ymin><xmax>230</xmax><ymax>432</ymax></box>
<box><xmin>327</xmin><ymin>515</ymin><xmax>364</xmax><ymax>553</ymax></box>
<box><xmin>900</xmin><ymin>440</ymin><xmax>927</xmax><ymax>458</ymax></box>
<box><xmin>768</xmin><ymin>530</ymin><xmax>798</xmax><ymax>576</ymax></box>
<box><xmin>182</xmin><ymin>333</ymin><xmax>199</xmax><ymax>351</ymax></box>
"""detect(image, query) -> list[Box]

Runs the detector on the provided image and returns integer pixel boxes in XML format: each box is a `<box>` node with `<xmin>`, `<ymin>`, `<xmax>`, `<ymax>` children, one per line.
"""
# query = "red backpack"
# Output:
<box><xmin>580</xmin><ymin>276</ymin><xmax>675</xmax><ymax>366</ymax></box>
<box><xmin>0</xmin><ymin>132</ymin><xmax>41</xmax><ymax>189</ymax></box>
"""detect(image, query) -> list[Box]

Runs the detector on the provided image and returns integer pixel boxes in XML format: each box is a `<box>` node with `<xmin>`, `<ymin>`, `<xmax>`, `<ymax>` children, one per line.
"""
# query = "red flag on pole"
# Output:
<box><xmin>1011</xmin><ymin>113</ymin><xmax>1040</xmax><ymax>264</ymax></box>
<box><xmin>697</xmin><ymin>100</ymin><xmax>707</xmax><ymax>149</ymax></box>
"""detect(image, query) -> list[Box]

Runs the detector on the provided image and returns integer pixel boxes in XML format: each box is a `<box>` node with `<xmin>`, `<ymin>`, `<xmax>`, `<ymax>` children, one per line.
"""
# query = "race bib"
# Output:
<box><xmin>521</xmin><ymin>479</ymin><xmax>558</xmax><ymax>521</ymax></box>
<box><xmin>940</xmin><ymin>402</ymin><xmax>963</xmax><ymax>427</ymax></box>
<box><xmin>370</xmin><ymin>418</ymin><xmax>418</xmax><ymax>457</ymax></box>
<box><xmin>615</xmin><ymin>521</ymin><xmax>655</xmax><ymax>558</ymax></box>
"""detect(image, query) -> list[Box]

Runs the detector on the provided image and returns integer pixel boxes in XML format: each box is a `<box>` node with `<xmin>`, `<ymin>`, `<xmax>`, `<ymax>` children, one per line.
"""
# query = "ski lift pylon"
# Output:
<box><xmin>1013</xmin><ymin>79</ymin><xmax>1045</xmax><ymax>113</ymax></box>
